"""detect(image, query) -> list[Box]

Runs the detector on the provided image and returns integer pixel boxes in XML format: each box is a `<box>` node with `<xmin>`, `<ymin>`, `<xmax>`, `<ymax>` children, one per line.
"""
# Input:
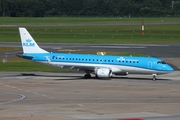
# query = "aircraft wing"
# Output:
<box><xmin>44</xmin><ymin>56</ymin><xmax>117</xmax><ymax>74</ymax></box>
<box><xmin>58</xmin><ymin>65</ymin><xmax>96</xmax><ymax>72</ymax></box>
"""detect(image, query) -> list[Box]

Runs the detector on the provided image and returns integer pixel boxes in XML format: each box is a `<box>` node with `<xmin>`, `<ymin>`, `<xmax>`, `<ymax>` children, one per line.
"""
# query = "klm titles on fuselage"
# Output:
<box><xmin>23</xmin><ymin>39</ymin><xmax>35</xmax><ymax>47</ymax></box>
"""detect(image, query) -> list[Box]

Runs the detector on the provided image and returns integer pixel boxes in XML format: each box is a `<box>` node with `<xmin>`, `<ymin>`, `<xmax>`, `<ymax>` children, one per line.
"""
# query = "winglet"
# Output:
<box><xmin>19</xmin><ymin>27</ymin><xmax>49</xmax><ymax>54</ymax></box>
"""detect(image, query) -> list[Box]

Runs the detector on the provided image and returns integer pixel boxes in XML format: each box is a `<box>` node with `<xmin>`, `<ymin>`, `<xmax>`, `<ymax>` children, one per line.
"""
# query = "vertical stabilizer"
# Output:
<box><xmin>19</xmin><ymin>27</ymin><xmax>49</xmax><ymax>54</ymax></box>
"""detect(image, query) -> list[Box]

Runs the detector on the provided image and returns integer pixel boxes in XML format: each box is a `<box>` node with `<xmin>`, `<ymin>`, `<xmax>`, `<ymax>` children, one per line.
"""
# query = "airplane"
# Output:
<box><xmin>17</xmin><ymin>27</ymin><xmax>174</xmax><ymax>81</ymax></box>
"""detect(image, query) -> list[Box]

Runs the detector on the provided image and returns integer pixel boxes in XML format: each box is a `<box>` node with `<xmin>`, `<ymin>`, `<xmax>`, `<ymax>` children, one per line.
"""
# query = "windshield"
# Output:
<box><xmin>157</xmin><ymin>61</ymin><xmax>166</xmax><ymax>64</ymax></box>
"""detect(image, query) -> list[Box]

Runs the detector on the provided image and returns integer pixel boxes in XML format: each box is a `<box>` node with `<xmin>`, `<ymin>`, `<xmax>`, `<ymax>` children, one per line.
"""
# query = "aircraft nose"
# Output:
<box><xmin>166</xmin><ymin>65</ymin><xmax>174</xmax><ymax>72</ymax></box>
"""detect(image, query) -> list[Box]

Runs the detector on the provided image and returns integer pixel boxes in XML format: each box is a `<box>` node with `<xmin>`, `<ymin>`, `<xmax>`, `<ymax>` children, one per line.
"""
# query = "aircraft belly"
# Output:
<box><xmin>39</xmin><ymin>61</ymin><xmax>169</xmax><ymax>74</ymax></box>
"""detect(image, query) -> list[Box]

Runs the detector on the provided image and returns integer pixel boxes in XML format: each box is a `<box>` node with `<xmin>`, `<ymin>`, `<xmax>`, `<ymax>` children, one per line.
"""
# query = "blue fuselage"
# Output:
<box><xmin>23</xmin><ymin>53</ymin><xmax>174</xmax><ymax>75</ymax></box>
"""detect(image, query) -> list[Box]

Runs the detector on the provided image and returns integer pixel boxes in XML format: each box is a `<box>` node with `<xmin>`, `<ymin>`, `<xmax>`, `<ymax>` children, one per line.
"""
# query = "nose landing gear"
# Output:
<box><xmin>152</xmin><ymin>74</ymin><xmax>157</xmax><ymax>81</ymax></box>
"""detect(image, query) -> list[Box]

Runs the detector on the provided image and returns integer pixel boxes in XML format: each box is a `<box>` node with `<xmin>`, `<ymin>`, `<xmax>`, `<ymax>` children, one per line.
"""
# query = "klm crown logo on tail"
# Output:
<box><xmin>19</xmin><ymin>27</ymin><xmax>48</xmax><ymax>53</ymax></box>
<box><xmin>23</xmin><ymin>39</ymin><xmax>35</xmax><ymax>47</ymax></box>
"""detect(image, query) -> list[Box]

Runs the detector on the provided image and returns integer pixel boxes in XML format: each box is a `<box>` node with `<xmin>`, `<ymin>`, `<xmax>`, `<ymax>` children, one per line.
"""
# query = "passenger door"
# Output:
<box><xmin>148</xmin><ymin>60</ymin><xmax>152</xmax><ymax>69</ymax></box>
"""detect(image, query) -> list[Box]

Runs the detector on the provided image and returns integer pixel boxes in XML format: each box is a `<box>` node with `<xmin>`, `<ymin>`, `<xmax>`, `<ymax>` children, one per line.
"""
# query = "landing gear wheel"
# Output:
<box><xmin>84</xmin><ymin>73</ymin><xmax>91</xmax><ymax>79</ymax></box>
<box><xmin>152</xmin><ymin>74</ymin><xmax>157</xmax><ymax>81</ymax></box>
<box><xmin>153</xmin><ymin>76</ymin><xmax>156</xmax><ymax>81</ymax></box>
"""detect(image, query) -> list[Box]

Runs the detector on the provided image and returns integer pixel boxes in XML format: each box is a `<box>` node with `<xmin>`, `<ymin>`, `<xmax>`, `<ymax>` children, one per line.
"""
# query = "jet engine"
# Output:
<box><xmin>96</xmin><ymin>68</ymin><xmax>112</xmax><ymax>78</ymax></box>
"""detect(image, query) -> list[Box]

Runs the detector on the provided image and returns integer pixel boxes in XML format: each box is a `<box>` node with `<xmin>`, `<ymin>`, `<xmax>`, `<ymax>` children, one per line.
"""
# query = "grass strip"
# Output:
<box><xmin>1</xmin><ymin>17</ymin><xmax>180</xmax><ymax>24</ymax></box>
<box><xmin>1</xmin><ymin>17</ymin><xmax>180</xmax><ymax>43</ymax></box>
<box><xmin>0</xmin><ymin>24</ymin><xmax>180</xmax><ymax>43</ymax></box>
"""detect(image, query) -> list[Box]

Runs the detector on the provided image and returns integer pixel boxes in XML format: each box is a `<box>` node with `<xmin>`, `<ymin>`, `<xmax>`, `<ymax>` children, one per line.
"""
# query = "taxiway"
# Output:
<box><xmin>1</xmin><ymin>41</ymin><xmax>180</xmax><ymax>120</ymax></box>
<box><xmin>0</xmin><ymin>72</ymin><xmax>180</xmax><ymax>120</ymax></box>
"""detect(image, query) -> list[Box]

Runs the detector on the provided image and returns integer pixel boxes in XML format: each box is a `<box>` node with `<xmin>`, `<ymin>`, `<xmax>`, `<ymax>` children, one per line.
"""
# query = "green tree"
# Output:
<box><xmin>0</xmin><ymin>0</ymin><xmax>179</xmax><ymax>17</ymax></box>
<box><xmin>117</xmin><ymin>0</ymin><xmax>131</xmax><ymax>17</ymax></box>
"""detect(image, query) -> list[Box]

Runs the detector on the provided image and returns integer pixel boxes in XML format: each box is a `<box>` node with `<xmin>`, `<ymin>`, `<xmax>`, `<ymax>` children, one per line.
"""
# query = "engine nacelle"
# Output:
<box><xmin>96</xmin><ymin>68</ymin><xmax>112</xmax><ymax>78</ymax></box>
<box><xmin>114</xmin><ymin>72</ymin><xmax>128</xmax><ymax>76</ymax></box>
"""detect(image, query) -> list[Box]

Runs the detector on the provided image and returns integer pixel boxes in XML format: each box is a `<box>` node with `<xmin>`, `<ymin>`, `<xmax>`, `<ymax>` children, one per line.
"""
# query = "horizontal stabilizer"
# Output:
<box><xmin>16</xmin><ymin>54</ymin><xmax>34</xmax><ymax>60</ymax></box>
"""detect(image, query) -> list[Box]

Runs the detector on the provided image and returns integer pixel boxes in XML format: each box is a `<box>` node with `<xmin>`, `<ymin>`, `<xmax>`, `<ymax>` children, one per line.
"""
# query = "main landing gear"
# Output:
<box><xmin>152</xmin><ymin>74</ymin><xmax>157</xmax><ymax>81</ymax></box>
<box><xmin>84</xmin><ymin>73</ymin><xmax>91</xmax><ymax>79</ymax></box>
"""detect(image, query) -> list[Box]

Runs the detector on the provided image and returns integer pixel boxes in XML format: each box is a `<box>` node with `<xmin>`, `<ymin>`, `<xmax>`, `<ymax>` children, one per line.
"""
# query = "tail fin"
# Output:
<box><xmin>19</xmin><ymin>27</ymin><xmax>49</xmax><ymax>54</ymax></box>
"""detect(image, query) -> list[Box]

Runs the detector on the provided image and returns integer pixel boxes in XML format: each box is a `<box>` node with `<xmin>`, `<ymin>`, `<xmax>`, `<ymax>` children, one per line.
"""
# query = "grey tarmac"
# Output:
<box><xmin>0</xmin><ymin>72</ymin><xmax>180</xmax><ymax>120</ymax></box>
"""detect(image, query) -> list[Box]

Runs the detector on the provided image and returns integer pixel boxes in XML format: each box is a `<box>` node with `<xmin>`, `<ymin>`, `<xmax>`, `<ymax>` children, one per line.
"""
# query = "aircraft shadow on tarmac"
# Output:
<box><xmin>115</xmin><ymin>77</ymin><xmax>172</xmax><ymax>81</ymax></box>
<box><xmin>18</xmin><ymin>73</ymin><xmax>84</xmax><ymax>80</ymax></box>
<box><xmin>14</xmin><ymin>73</ymin><xmax>172</xmax><ymax>81</ymax></box>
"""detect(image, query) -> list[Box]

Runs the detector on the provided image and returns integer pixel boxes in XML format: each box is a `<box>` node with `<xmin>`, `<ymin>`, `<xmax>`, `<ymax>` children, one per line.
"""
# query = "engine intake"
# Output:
<box><xmin>96</xmin><ymin>68</ymin><xmax>112</xmax><ymax>78</ymax></box>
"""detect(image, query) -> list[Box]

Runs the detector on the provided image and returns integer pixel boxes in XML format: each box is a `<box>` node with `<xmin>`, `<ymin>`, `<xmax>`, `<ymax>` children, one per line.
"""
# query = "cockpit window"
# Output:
<box><xmin>157</xmin><ymin>61</ymin><xmax>166</xmax><ymax>64</ymax></box>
